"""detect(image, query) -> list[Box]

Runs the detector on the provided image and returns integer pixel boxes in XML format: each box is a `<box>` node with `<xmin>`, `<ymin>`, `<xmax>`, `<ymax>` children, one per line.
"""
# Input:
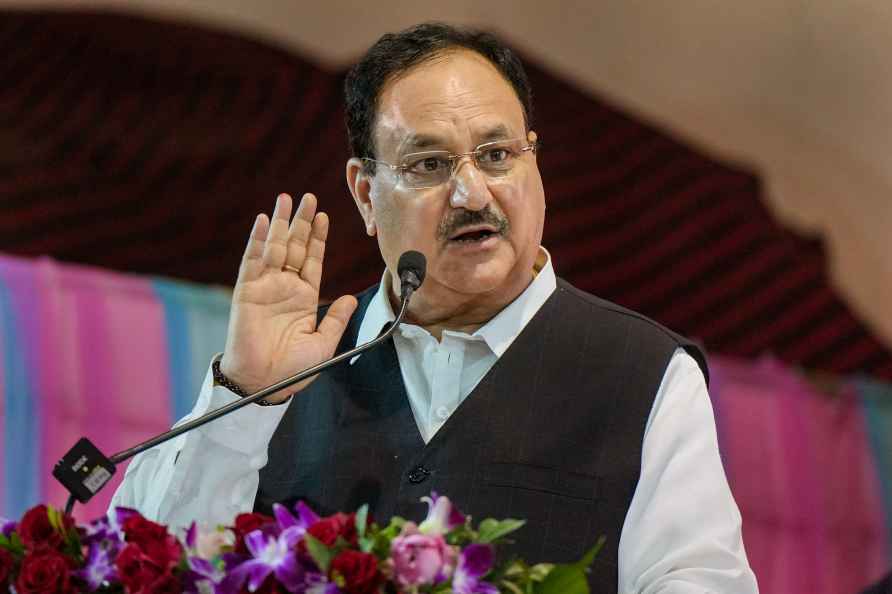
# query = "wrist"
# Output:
<box><xmin>212</xmin><ymin>359</ymin><xmax>291</xmax><ymax>406</ymax></box>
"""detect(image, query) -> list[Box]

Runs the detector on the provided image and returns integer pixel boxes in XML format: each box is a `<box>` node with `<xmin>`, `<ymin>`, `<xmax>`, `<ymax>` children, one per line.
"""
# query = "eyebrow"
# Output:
<box><xmin>477</xmin><ymin>124</ymin><xmax>512</xmax><ymax>143</ymax></box>
<box><xmin>399</xmin><ymin>124</ymin><xmax>516</xmax><ymax>154</ymax></box>
<box><xmin>401</xmin><ymin>133</ymin><xmax>447</xmax><ymax>152</ymax></box>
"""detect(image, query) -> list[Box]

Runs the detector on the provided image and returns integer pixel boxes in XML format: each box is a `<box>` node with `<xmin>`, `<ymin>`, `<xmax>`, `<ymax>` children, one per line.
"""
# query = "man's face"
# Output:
<box><xmin>349</xmin><ymin>49</ymin><xmax>545</xmax><ymax>314</ymax></box>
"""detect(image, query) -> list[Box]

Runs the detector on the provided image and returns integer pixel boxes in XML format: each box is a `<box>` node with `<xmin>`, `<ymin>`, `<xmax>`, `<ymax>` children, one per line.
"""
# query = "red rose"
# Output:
<box><xmin>17</xmin><ymin>505</ymin><xmax>73</xmax><ymax>551</ymax></box>
<box><xmin>307</xmin><ymin>513</ymin><xmax>358</xmax><ymax>547</ymax></box>
<box><xmin>330</xmin><ymin>550</ymin><xmax>381</xmax><ymax>594</ymax></box>
<box><xmin>144</xmin><ymin>572</ymin><xmax>183</xmax><ymax>594</ymax></box>
<box><xmin>15</xmin><ymin>550</ymin><xmax>72</xmax><ymax>594</ymax></box>
<box><xmin>123</xmin><ymin>516</ymin><xmax>183</xmax><ymax>569</ymax></box>
<box><xmin>232</xmin><ymin>512</ymin><xmax>274</xmax><ymax>555</ymax></box>
<box><xmin>0</xmin><ymin>547</ymin><xmax>14</xmax><ymax>586</ymax></box>
<box><xmin>116</xmin><ymin>544</ymin><xmax>167</xmax><ymax>594</ymax></box>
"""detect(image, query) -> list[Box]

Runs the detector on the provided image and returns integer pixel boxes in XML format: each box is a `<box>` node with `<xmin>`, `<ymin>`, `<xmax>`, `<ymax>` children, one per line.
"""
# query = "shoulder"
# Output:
<box><xmin>553</xmin><ymin>277</ymin><xmax>709</xmax><ymax>384</ymax></box>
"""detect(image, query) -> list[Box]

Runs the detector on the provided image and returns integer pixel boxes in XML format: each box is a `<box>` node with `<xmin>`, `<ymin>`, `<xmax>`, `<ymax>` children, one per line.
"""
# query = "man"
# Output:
<box><xmin>112</xmin><ymin>23</ymin><xmax>758</xmax><ymax>593</ymax></box>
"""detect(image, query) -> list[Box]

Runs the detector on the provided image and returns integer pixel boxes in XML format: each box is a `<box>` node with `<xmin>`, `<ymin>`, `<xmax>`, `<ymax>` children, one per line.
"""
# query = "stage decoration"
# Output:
<box><xmin>0</xmin><ymin>494</ymin><xmax>603</xmax><ymax>594</ymax></box>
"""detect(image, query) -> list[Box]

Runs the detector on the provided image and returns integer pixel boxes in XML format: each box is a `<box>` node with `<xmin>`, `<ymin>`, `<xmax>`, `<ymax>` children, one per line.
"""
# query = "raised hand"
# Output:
<box><xmin>219</xmin><ymin>193</ymin><xmax>358</xmax><ymax>403</ymax></box>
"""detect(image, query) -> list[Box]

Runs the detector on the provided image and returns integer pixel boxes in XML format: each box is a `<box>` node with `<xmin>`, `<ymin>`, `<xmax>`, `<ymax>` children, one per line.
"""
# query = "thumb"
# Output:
<box><xmin>317</xmin><ymin>295</ymin><xmax>359</xmax><ymax>345</ymax></box>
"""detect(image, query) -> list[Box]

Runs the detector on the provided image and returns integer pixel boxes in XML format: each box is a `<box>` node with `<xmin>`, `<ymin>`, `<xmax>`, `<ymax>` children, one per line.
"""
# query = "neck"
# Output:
<box><xmin>389</xmin><ymin>274</ymin><xmax>532</xmax><ymax>341</ymax></box>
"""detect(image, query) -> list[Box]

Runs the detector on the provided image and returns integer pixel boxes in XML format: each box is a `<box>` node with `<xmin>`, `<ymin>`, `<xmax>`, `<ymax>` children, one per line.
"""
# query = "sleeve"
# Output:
<box><xmin>617</xmin><ymin>349</ymin><xmax>759</xmax><ymax>594</ymax></box>
<box><xmin>108</xmin><ymin>355</ymin><xmax>291</xmax><ymax>530</ymax></box>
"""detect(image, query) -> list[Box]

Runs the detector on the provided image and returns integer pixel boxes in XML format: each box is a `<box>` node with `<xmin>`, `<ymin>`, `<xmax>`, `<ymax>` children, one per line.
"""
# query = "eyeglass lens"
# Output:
<box><xmin>399</xmin><ymin>139</ymin><xmax>529</xmax><ymax>189</ymax></box>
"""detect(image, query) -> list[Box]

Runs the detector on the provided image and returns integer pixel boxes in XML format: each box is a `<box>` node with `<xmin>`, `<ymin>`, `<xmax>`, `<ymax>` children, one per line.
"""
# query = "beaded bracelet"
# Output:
<box><xmin>212</xmin><ymin>360</ymin><xmax>290</xmax><ymax>406</ymax></box>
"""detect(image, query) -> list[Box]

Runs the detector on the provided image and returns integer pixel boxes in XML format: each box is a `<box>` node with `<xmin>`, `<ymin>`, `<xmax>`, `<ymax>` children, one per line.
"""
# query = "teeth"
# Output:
<box><xmin>453</xmin><ymin>230</ymin><xmax>493</xmax><ymax>242</ymax></box>
<box><xmin>452</xmin><ymin>229</ymin><xmax>496</xmax><ymax>241</ymax></box>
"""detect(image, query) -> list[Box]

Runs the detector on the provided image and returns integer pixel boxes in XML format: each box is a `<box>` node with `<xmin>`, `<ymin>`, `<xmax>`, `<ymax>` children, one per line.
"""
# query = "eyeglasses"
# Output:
<box><xmin>362</xmin><ymin>137</ymin><xmax>538</xmax><ymax>190</ymax></box>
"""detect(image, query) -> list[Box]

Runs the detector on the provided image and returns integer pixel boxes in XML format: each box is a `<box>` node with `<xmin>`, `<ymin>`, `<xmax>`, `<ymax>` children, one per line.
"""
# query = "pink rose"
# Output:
<box><xmin>390</xmin><ymin>531</ymin><xmax>455</xmax><ymax>587</ymax></box>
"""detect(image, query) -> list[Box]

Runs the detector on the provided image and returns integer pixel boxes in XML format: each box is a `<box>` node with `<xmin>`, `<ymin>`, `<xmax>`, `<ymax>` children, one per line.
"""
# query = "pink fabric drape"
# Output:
<box><xmin>712</xmin><ymin>356</ymin><xmax>890</xmax><ymax>594</ymax></box>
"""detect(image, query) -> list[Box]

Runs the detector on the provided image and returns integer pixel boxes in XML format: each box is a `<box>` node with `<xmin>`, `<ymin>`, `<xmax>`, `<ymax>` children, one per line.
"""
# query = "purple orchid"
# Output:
<box><xmin>228</xmin><ymin>526</ymin><xmax>304</xmax><ymax>592</ymax></box>
<box><xmin>418</xmin><ymin>492</ymin><xmax>466</xmax><ymax>535</ymax></box>
<box><xmin>452</xmin><ymin>543</ymin><xmax>499</xmax><ymax>594</ymax></box>
<box><xmin>273</xmin><ymin>501</ymin><xmax>319</xmax><ymax>536</ymax></box>
<box><xmin>112</xmin><ymin>506</ymin><xmax>141</xmax><ymax>527</ymax></box>
<box><xmin>186</xmin><ymin>522</ymin><xmax>199</xmax><ymax>549</ymax></box>
<box><xmin>75</xmin><ymin>541</ymin><xmax>118</xmax><ymax>591</ymax></box>
<box><xmin>184</xmin><ymin>556</ymin><xmax>229</xmax><ymax>594</ymax></box>
<box><xmin>75</xmin><ymin>513</ymin><xmax>128</xmax><ymax>590</ymax></box>
<box><xmin>82</xmin><ymin>516</ymin><xmax>112</xmax><ymax>544</ymax></box>
<box><xmin>96</xmin><ymin>506</ymin><xmax>139</xmax><ymax>546</ymax></box>
<box><xmin>302</xmin><ymin>573</ymin><xmax>342</xmax><ymax>594</ymax></box>
<box><xmin>1</xmin><ymin>517</ymin><xmax>16</xmax><ymax>537</ymax></box>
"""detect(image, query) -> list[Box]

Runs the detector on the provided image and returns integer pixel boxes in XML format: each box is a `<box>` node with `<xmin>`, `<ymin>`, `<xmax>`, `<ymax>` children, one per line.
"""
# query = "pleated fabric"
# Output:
<box><xmin>0</xmin><ymin>254</ymin><xmax>230</xmax><ymax>521</ymax></box>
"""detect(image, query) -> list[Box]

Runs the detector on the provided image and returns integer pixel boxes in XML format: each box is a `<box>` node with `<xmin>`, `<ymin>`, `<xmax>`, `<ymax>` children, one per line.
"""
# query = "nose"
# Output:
<box><xmin>448</xmin><ymin>158</ymin><xmax>493</xmax><ymax>211</ymax></box>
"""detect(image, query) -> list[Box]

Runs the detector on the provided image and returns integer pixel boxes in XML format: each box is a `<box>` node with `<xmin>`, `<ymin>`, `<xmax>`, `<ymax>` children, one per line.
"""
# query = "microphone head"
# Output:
<box><xmin>397</xmin><ymin>250</ymin><xmax>426</xmax><ymax>292</ymax></box>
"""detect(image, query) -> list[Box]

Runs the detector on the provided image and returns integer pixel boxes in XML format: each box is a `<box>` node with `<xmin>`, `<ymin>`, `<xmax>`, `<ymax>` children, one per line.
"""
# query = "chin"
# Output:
<box><xmin>441</xmin><ymin>262</ymin><xmax>518</xmax><ymax>297</ymax></box>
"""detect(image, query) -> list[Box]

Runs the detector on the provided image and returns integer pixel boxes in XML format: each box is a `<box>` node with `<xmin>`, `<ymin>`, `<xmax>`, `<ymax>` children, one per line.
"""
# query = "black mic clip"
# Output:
<box><xmin>53</xmin><ymin>438</ymin><xmax>117</xmax><ymax>505</ymax></box>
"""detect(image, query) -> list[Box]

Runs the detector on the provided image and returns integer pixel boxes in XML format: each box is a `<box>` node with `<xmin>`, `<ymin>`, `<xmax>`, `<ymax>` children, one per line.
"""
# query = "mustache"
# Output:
<box><xmin>437</xmin><ymin>206</ymin><xmax>510</xmax><ymax>240</ymax></box>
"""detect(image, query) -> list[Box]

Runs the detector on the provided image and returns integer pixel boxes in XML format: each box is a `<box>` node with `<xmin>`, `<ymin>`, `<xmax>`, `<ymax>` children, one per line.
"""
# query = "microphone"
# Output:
<box><xmin>398</xmin><ymin>250</ymin><xmax>426</xmax><ymax>299</ymax></box>
<box><xmin>53</xmin><ymin>251</ymin><xmax>427</xmax><ymax>513</ymax></box>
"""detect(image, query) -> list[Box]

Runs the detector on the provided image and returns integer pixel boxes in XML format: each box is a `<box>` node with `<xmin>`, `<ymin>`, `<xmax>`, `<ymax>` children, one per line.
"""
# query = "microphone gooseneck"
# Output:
<box><xmin>56</xmin><ymin>251</ymin><xmax>427</xmax><ymax>513</ymax></box>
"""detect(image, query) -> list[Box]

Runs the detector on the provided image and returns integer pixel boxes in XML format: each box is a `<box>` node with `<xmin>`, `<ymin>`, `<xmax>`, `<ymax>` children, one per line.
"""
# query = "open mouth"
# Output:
<box><xmin>448</xmin><ymin>226</ymin><xmax>500</xmax><ymax>243</ymax></box>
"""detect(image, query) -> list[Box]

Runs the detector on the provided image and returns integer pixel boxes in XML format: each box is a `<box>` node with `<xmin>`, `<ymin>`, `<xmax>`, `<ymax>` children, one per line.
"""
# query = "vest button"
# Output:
<box><xmin>407</xmin><ymin>465</ymin><xmax>430</xmax><ymax>484</ymax></box>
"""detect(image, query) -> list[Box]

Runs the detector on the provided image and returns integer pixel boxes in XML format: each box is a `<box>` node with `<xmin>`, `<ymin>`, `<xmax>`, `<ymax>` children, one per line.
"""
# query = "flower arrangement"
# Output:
<box><xmin>0</xmin><ymin>494</ymin><xmax>602</xmax><ymax>594</ymax></box>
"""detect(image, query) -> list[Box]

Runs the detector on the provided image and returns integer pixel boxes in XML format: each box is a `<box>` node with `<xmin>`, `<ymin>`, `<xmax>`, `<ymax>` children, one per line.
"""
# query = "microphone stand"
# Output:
<box><xmin>60</xmin><ymin>282</ymin><xmax>419</xmax><ymax>516</ymax></box>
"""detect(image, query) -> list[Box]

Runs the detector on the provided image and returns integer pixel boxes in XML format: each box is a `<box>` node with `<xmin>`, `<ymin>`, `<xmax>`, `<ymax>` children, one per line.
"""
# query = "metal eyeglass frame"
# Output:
<box><xmin>361</xmin><ymin>137</ymin><xmax>539</xmax><ymax>189</ymax></box>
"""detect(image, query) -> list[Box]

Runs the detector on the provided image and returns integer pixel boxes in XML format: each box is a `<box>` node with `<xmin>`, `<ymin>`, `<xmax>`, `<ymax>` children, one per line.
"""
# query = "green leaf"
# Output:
<box><xmin>533</xmin><ymin>564</ymin><xmax>588</xmax><ymax>594</ymax></box>
<box><xmin>47</xmin><ymin>506</ymin><xmax>62</xmax><ymax>532</ymax></box>
<box><xmin>0</xmin><ymin>532</ymin><xmax>25</xmax><ymax>556</ymax></box>
<box><xmin>477</xmin><ymin>518</ymin><xmax>497</xmax><ymax>537</ymax></box>
<box><xmin>500</xmin><ymin>580</ymin><xmax>525</xmax><ymax>594</ymax></box>
<box><xmin>303</xmin><ymin>534</ymin><xmax>334</xmax><ymax>573</ymax></box>
<box><xmin>532</xmin><ymin>537</ymin><xmax>605</xmax><ymax>594</ymax></box>
<box><xmin>446</xmin><ymin>523</ymin><xmax>476</xmax><ymax>546</ymax></box>
<box><xmin>500</xmin><ymin>559</ymin><xmax>527</xmax><ymax>578</ymax></box>
<box><xmin>355</xmin><ymin>504</ymin><xmax>369</xmax><ymax>540</ymax></box>
<box><xmin>529</xmin><ymin>563</ymin><xmax>554</xmax><ymax>581</ymax></box>
<box><xmin>477</xmin><ymin>518</ymin><xmax>525</xmax><ymax>544</ymax></box>
<box><xmin>368</xmin><ymin>515</ymin><xmax>407</xmax><ymax>557</ymax></box>
<box><xmin>575</xmin><ymin>537</ymin><xmax>606</xmax><ymax>571</ymax></box>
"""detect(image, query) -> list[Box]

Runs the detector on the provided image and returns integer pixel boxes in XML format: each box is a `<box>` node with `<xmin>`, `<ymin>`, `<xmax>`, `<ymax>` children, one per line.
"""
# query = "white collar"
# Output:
<box><xmin>351</xmin><ymin>247</ymin><xmax>557</xmax><ymax>362</ymax></box>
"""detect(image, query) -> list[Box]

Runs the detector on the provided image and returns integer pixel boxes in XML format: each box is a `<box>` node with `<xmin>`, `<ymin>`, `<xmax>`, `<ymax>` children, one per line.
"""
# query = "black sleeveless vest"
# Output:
<box><xmin>256</xmin><ymin>278</ymin><xmax>708</xmax><ymax>593</ymax></box>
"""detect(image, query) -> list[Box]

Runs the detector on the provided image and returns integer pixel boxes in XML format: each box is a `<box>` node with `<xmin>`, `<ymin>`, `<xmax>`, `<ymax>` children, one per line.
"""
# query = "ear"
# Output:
<box><xmin>346</xmin><ymin>157</ymin><xmax>377</xmax><ymax>236</ymax></box>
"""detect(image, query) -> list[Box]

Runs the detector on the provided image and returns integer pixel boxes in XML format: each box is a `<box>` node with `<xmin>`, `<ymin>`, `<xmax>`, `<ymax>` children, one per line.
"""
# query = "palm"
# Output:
<box><xmin>220</xmin><ymin>193</ymin><xmax>357</xmax><ymax>401</ymax></box>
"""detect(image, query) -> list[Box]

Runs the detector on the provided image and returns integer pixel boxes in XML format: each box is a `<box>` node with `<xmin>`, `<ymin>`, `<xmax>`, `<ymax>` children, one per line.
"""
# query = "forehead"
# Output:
<box><xmin>373</xmin><ymin>50</ymin><xmax>526</xmax><ymax>155</ymax></box>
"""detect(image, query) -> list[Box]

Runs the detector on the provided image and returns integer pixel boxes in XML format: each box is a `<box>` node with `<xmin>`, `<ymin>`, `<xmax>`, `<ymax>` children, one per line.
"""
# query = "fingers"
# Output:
<box><xmin>239</xmin><ymin>192</ymin><xmax>329</xmax><ymax>286</ymax></box>
<box><xmin>284</xmin><ymin>193</ymin><xmax>318</xmax><ymax>272</ymax></box>
<box><xmin>260</xmin><ymin>194</ymin><xmax>294</xmax><ymax>270</ymax></box>
<box><xmin>317</xmin><ymin>295</ymin><xmax>358</xmax><ymax>344</ymax></box>
<box><xmin>299</xmin><ymin>212</ymin><xmax>329</xmax><ymax>291</ymax></box>
<box><xmin>237</xmin><ymin>213</ymin><xmax>270</xmax><ymax>283</ymax></box>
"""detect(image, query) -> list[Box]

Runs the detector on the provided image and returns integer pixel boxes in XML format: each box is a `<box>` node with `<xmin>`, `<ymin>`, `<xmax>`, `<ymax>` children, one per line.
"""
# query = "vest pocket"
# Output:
<box><xmin>482</xmin><ymin>462</ymin><xmax>600</xmax><ymax>502</ymax></box>
<box><xmin>476</xmin><ymin>462</ymin><xmax>604</xmax><ymax>561</ymax></box>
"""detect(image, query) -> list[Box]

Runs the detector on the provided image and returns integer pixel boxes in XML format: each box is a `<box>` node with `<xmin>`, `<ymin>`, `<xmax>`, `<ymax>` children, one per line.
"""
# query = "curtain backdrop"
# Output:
<box><xmin>0</xmin><ymin>253</ymin><xmax>889</xmax><ymax>593</ymax></box>
<box><xmin>0</xmin><ymin>253</ymin><xmax>230</xmax><ymax>521</ymax></box>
